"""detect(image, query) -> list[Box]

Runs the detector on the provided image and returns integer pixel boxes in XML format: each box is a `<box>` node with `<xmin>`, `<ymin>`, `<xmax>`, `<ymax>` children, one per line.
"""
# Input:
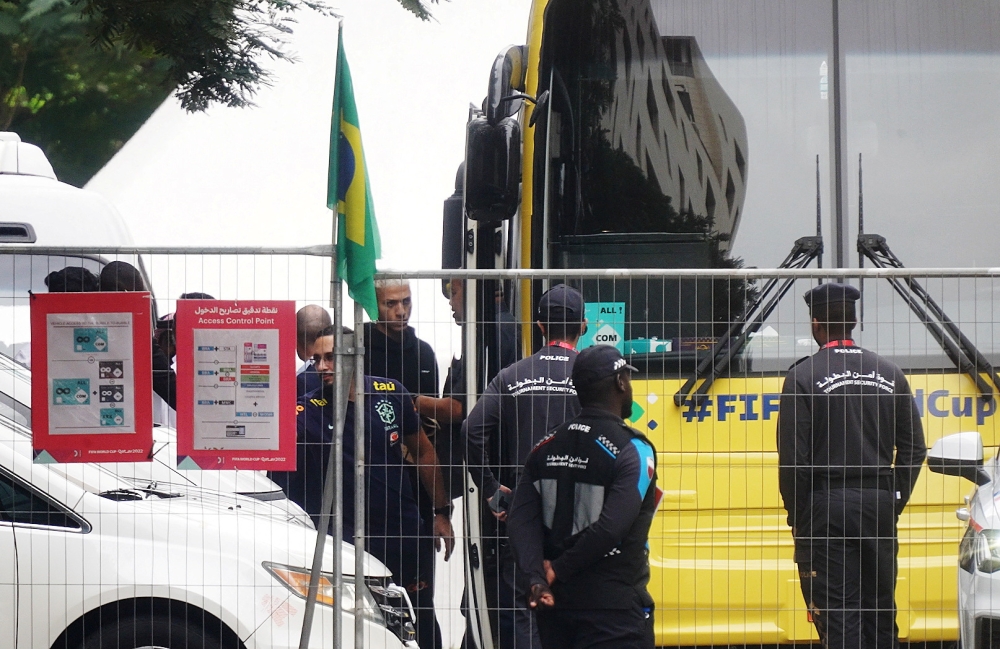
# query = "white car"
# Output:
<box><xmin>0</xmin><ymin>347</ymin><xmax>310</xmax><ymax>527</ymax></box>
<box><xmin>928</xmin><ymin>431</ymin><xmax>1000</xmax><ymax>649</ymax></box>
<box><xmin>0</xmin><ymin>413</ymin><xmax>417</xmax><ymax>649</ymax></box>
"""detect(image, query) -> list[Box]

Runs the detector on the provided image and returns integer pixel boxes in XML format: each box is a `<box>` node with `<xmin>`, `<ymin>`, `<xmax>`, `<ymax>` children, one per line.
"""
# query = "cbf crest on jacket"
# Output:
<box><xmin>269</xmin><ymin>375</ymin><xmax>423</xmax><ymax>542</ymax></box>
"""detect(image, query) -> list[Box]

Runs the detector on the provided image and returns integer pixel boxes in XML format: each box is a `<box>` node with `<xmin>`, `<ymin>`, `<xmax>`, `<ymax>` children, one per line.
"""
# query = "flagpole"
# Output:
<box><xmin>300</xmin><ymin>21</ymin><xmax>381</xmax><ymax>647</ymax></box>
<box><xmin>299</xmin><ymin>20</ymin><xmax>346</xmax><ymax>649</ymax></box>
<box><xmin>298</xmin><ymin>213</ymin><xmax>344</xmax><ymax>649</ymax></box>
<box><xmin>353</xmin><ymin>299</ymin><xmax>366</xmax><ymax>648</ymax></box>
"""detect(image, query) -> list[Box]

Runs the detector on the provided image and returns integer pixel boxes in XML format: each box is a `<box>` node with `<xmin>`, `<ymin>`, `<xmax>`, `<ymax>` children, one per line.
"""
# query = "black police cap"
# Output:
<box><xmin>803</xmin><ymin>282</ymin><xmax>861</xmax><ymax>309</ymax></box>
<box><xmin>572</xmin><ymin>345</ymin><xmax>638</xmax><ymax>391</ymax></box>
<box><xmin>537</xmin><ymin>284</ymin><xmax>584</xmax><ymax>323</ymax></box>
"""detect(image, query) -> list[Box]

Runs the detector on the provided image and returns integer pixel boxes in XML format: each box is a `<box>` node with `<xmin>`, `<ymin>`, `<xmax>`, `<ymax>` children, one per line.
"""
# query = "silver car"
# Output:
<box><xmin>928</xmin><ymin>431</ymin><xmax>1000</xmax><ymax>649</ymax></box>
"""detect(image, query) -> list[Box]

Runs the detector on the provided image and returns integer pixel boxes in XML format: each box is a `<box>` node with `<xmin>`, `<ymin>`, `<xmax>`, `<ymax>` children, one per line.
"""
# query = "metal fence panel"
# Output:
<box><xmin>2</xmin><ymin>249</ymin><xmax>999</xmax><ymax>648</ymax></box>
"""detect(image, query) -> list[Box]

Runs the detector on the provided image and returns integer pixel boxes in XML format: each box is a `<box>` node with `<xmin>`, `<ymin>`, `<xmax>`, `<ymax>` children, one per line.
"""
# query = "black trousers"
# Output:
<box><xmin>494</xmin><ymin>544</ymin><xmax>541</xmax><ymax>649</ymax></box>
<box><xmin>795</xmin><ymin>488</ymin><xmax>899</xmax><ymax>649</ymax></box>
<box><xmin>461</xmin><ymin>526</ymin><xmax>541</xmax><ymax>649</ymax></box>
<box><xmin>536</xmin><ymin>598</ymin><xmax>654</xmax><ymax>649</ymax></box>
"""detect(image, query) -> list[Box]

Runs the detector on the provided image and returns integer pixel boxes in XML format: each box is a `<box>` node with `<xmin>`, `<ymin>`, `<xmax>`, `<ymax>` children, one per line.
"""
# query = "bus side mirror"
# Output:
<box><xmin>442</xmin><ymin>163</ymin><xmax>465</xmax><ymax>272</ymax></box>
<box><xmin>486</xmin><ymin>45</ymin><xmax>527</xmax><ymax>126</ymax></box>
<box><xmin>466</xmin><ymin>116</ymin><xmax>520</xmax><ymax>222</ymax></box>
<box><xmin>928</xmin><ymin>431</ymin><xmax>991</xmax><ymax>486</ymax></box>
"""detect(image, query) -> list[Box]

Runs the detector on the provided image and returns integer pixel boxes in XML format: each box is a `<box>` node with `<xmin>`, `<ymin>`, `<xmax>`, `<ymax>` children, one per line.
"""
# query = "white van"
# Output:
<box><xmin>0</xmin><ymin>131</ymin><xmax>142</xmax><ymax>363</ymax></box>
<box><xmin>0</xmin><ymin>132</ymin><xmax>306</xmax><ymax>521</ymax></box>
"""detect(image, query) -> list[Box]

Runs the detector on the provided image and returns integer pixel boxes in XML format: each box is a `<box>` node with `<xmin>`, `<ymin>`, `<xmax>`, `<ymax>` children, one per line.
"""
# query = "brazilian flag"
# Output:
<box><xmin>327</xmin><ymin>24</ymin><xmax>381</xmax><ymax>320</ymax></box>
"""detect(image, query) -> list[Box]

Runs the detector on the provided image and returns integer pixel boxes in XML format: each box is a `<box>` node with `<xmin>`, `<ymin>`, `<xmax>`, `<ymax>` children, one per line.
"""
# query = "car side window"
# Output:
<box><xmin>0</xmin><ymin>470</ymin><xmax>81</xmax><ymax>530</ymax></box>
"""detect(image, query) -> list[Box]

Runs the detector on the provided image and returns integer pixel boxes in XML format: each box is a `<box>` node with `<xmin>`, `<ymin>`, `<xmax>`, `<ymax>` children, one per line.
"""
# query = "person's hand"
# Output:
<box><xmin>543</xmin><ymin>559</ymin><xmax>556</xmax><ymax>586</ymax></box>
<box><xmin>527</xmin><ymin>583</ymin><xmax>555</xmax><ymax>609</ymax></box>
<box><xmin>487</xmin><ymin>484</ymin><xmax>512</xmax><ymax>521</ymax></box>
<box><xmin>433</xmin><ymin>514</ymin><xmax>455</xmax><ymax>560</ymax></box>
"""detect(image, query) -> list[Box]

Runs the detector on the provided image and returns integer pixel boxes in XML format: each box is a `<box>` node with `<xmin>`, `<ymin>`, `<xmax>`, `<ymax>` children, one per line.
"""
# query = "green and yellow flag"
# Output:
<box><xmin>327</xmin><ymin>25</ymin><xmax>381</xmax><ymax>319</ymax></box>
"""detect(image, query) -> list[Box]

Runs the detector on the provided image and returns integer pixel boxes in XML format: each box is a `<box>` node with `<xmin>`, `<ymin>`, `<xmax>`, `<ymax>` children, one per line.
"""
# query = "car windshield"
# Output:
<box><xmin>0</xmin><ymin>254</ymin><xmax>105</xmax><ymax>366</ymax></box>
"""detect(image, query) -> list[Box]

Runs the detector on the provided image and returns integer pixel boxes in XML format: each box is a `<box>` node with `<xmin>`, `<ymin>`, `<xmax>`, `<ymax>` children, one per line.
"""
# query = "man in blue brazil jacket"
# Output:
<box><xmin>270</xmin><ymin>325</ymin><xmax>455</xmax><ymax>649</ymax></box>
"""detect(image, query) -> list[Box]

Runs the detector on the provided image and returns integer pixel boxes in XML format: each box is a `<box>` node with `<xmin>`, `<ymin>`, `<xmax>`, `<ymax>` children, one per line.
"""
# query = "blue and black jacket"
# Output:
<box><xmin>508</xmin><ymin>407</ymin><xmax>659</xmax><ymax>609</ymax></box>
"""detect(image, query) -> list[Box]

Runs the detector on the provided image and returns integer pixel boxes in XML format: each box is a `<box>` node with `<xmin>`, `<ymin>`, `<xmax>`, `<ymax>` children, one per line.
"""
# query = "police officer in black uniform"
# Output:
<box><xmin>507</xmin><ymin>345</ymin><xmax>658</xmax><ymax>649</ymax></box>
<box><xmin>464</xmin><ymin>283</ymin><xmax>586</xmax><ymax>649</ymax></box>
<box><xmin>777</xmin><ymin>283</ymin><xmax>926</xmax><ymax>649</ymax></box>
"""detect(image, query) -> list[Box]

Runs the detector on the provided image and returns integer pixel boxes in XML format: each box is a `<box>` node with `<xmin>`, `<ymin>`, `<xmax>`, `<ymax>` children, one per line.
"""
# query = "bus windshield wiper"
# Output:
<box><xmin>857</xmin><ymin>233</ymin><xmax>998</xmax><ymax>403</ymax></box>
<box><xmin>674</xmin><ymin>235</ymin><xmax>824</xmax><ymax>407</ymax></box>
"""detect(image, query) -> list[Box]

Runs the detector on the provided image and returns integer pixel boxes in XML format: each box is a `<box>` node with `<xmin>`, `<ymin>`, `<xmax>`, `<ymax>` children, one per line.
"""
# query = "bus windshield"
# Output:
<box><xmin>538</xmin><ymin>0</ymin><xmax>746</xmax><ymax>246</ymax></box>
<box><xmin>532</xmin><ymin>0</ymin><xmax>1000</xmax><ymax>377</ymax></box>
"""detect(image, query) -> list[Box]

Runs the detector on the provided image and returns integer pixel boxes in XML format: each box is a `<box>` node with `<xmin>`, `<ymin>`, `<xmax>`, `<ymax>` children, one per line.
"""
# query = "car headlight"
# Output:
<box><xmin>961</xmin><ymin>527</ymin><xmax>1000</xmax><ymax>573</ymax></box>
<box><xmin>366</xmin><ymin>577</ymin><xmax>417</xmax><ymax>645</ymax></box>
<box><xmin>262</xmin><ymin>562</ymin><xmax>381</xmax><ymax>624</ymax></box>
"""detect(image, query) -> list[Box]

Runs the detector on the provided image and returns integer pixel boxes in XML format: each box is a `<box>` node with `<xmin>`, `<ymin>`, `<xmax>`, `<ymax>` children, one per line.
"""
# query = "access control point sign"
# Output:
<box><xmin>30</xmin><ymin>292</ymin><xmax>154</xmax><ymax>463</ymax></box>
<box><xmin>175</xmin><ymin>300</ymin><xmax>296</xmax><ymax>470</ymax></box>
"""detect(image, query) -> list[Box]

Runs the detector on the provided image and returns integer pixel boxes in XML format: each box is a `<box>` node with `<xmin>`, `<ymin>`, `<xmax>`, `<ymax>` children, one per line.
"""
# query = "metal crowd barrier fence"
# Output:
<box><xmin>2</xmin><ymin>246</ymin><xmax>1000</xmax><ymax>648</ymax></box>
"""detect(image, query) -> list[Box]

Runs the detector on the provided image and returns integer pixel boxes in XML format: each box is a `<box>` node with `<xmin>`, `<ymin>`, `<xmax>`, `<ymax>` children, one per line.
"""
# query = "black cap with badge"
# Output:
<box><xmin>803</xmin><ymin>282</ymin><xmax>860</xmax><ymax>310</ymax></box>
<box><xmin>537</xmin><ymin>284</ymin><xmax>585</xmax><ymax>323</ymax></box>
<box><xmin>804</xmin><ymin>282</ymin><xmax>861</xmax><ymax>327</ymax></box>
<box><xmin>572</xmin><ymin>345</ymin><xmax>638</xmax><ymax>391</ymax></box>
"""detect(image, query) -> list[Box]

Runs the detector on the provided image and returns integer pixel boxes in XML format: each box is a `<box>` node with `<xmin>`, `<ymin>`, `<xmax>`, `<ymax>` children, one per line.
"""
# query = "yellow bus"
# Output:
<box><xmin>445</xmin><ymin>0</ymin><xmax>1000</xmax><ymax>645</ymax></box>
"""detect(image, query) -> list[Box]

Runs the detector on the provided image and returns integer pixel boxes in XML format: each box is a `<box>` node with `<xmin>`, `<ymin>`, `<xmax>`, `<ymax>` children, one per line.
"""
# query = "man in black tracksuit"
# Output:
<box><xmin>508</xmin><ymin>345</ymin><xmax>659</xmax><ymax>649</ymax></box>
<box><xmin>364</xmin><ymin>279</ymin><xmax>440</xmax><ymax>400</ymax></box>
<box><xmin>464</xmin><ymin>284</ymin><xmax>586</xmax><ymax>649</ymax></box>
<box><xmin>777</xmin><ymin>283</ymin><xmax>926</xmax><ymax>649</ymax></box>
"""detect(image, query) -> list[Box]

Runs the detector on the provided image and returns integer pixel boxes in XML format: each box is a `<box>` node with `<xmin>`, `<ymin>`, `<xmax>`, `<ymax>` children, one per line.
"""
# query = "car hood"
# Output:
<box><xmin>0</xmin><ymin>434</ymin><xmax>388</xmax><ymax>579</ymax></box>
<box><xmin>81</xmin><ymin>489</ymin><xmax>391</xmax><ymax>578</ymax></box>
<box><xmin>0</xmin><ymin>421</ymin><xmax>311</xmax><ymax>525</ymax></box>
<box><xmin>115</xmin><ymin>425</ymin><xmax>284</xmax><ymax>496</ymax></box>
<box><xmin>0</xmin><ymin>353</ymin><xmax>285</xmax><ymax>497</ymax></box>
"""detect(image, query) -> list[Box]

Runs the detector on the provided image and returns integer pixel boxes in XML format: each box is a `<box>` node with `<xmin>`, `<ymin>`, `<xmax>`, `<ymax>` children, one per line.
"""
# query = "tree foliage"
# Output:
<box><xmin>78</xmin><ymin>0</ymin><xmax>332</xmax><ymax>112</ymax></box>
<box><xmin>1</xmin><ymin>0</ymin><xmax>173</xmax><ymax>186</ymax></box>
<box><xmin>1</xmin><ymin>0</ymin><xmax>432</xmax><ymax>184</ymax></box>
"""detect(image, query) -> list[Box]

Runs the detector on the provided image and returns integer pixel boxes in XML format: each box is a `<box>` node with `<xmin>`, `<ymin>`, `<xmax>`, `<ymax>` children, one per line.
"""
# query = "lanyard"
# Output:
<box><xmin>822</xmin><ymin>339</ymin><xmax>856</xmax><ymax>350</ymax></box>
<box><xmin>548</xmin><ymin>341</ymin><xmax>577</xmax><ymax>352</ymax></box>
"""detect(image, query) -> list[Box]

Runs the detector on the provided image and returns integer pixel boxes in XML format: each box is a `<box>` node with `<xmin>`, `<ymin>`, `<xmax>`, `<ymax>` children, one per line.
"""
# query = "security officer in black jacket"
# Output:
<box><xmin>777</xmin><ymin>283</ymin><xmax>926</xmax><ymax>649</ymax></box>
<box><xmin>464</xmin><ymin>283</ymin><xmax>586</xmax><ymax>649</ymax></box>
<box><xmin>508</xmin><ymin>345</ymin><xmax>659</xmax><ymax>649</ymax></box>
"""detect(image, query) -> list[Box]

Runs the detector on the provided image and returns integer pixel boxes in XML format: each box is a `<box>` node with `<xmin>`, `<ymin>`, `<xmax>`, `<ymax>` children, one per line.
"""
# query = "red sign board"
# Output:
<box><xmin>175</xmin><ymin>300</ymin><xmax>296</xmax><ymax>470</ymax></box>
<box><xmin>30</xmin><ymin>292</ymin><xmax>154</xmax><ymax>463</ymax></box>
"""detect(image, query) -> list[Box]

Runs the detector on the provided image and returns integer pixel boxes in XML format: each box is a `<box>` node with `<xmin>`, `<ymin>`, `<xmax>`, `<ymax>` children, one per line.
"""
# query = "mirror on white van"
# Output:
<box><xmin>927</xmin><ymin>431</ymin><xmax>991</xmax><ymax>485</ymax></box>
